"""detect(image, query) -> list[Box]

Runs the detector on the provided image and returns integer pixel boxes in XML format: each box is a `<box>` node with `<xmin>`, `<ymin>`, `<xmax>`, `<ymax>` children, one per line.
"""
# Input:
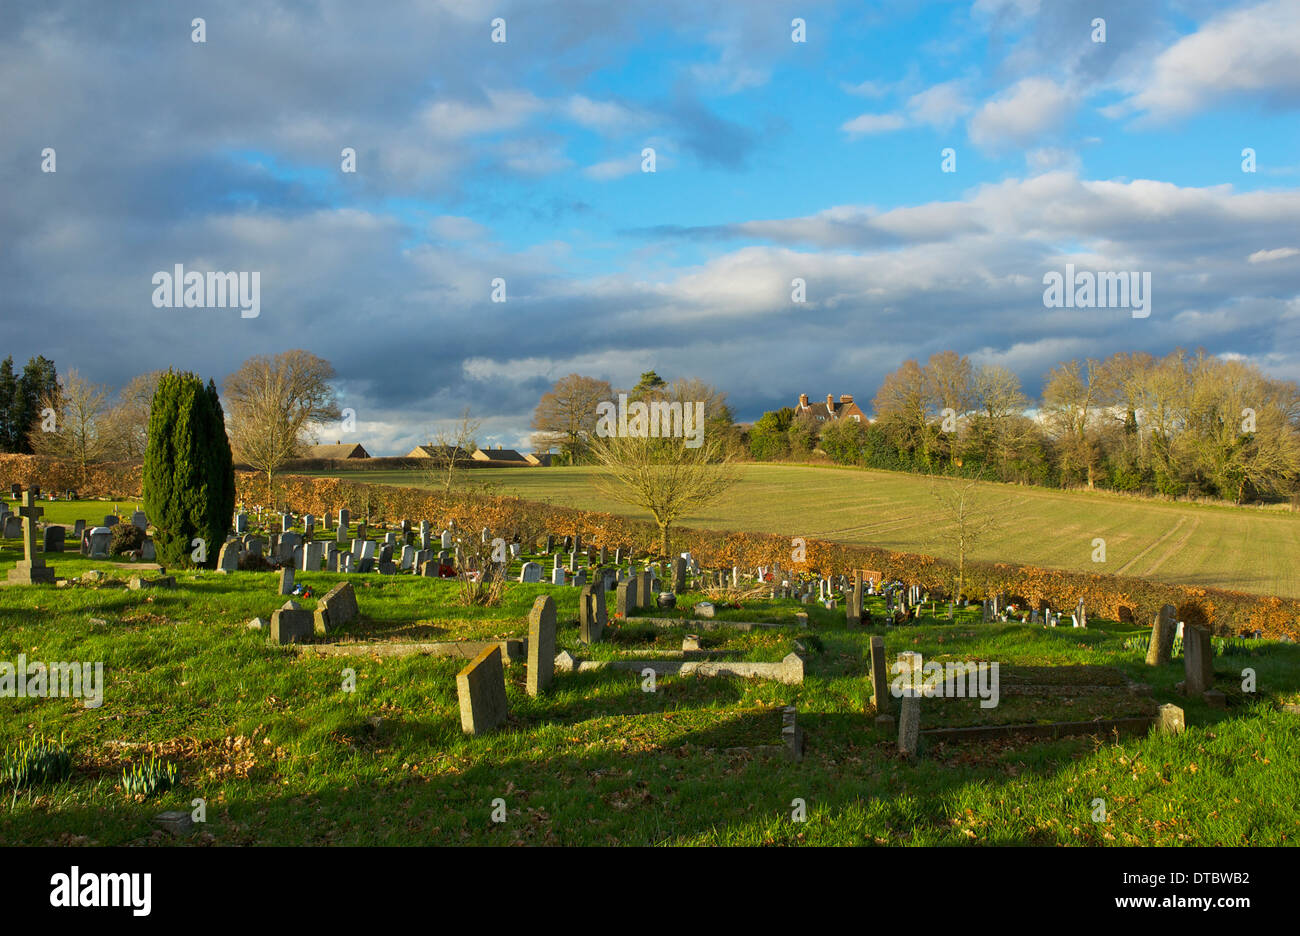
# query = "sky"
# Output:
<box><xmin>2</xmin><ymin>0</ymin><xmax>1298</xmax><ymax>454</ymax></box>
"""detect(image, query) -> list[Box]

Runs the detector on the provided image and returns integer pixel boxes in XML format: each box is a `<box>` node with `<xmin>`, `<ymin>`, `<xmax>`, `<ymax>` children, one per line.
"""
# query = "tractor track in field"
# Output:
<box><xmin>1141</xmin><ymin>515</ymin><xmax>1202</xmax><ymax>577</ymax></box>
<box><xmin>1114</xmin><ymin>516</ymin><xmax>1187</xmax><ymax>576</ymax></box>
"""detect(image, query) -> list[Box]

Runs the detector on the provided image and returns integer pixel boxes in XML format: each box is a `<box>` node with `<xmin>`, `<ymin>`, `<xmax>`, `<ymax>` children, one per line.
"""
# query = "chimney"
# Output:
<box><xmin>839</xmin><ymin>395</ymin><xmax>853</xmax><ymax>404</ymax></box>
<box><xmin>799</xmin><ymin>393</ymin><xmax>809</xmax><ymax>408</ymax></box>
<box><xmin>826</xmin><ymin>394</ymin><xmax>835</xmax><ymax>410</ymax></box>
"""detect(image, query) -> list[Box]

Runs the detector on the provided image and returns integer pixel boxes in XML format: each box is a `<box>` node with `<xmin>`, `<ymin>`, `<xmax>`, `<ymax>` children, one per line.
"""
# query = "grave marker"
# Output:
<box><xmin>456</xmin><ymin>645</ymin><xmax>510</xmax><ymax>736</ymax></box>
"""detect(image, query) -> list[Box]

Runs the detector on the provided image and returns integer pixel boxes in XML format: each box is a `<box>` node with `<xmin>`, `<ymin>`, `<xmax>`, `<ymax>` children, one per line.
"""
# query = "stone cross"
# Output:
<box><xmin>8</xmin><ymin>490</ymin><xmax>55</xmax><ymax>584</ymax></box>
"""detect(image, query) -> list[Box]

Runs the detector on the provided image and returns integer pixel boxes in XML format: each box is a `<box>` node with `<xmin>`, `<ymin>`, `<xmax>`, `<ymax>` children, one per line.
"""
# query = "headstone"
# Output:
<box><xmin>217</xmin><ymin>541</ymin><xmax>240</xmax><ymax>572</ymax></box>
<box><xmin>73</xmin><ymin>519</ymin><xmax>86</xmax><ymax>537</ymax></box>
<box><xmin>234</xmin><ymin>513</ymin><xmax>248</xmax><ymax>533</ymax></box>
<box><xmin>870</xmin><ymin>636</ymin><xmax>891</xmax><ymax>720</ymax></box>
<box><xmin>314</xmin><ymin>581</ymin><xmax>359</xmax><ymax>634</ymax></box>
<box><xmin>441</xmin><ymin>530</ymin><xmax>453</xmax><ymax>549</ymax></box>
<box><xmin>1146</xmin><ymin>605</ymin><xmax>1177</xmax><ymax>666</ymax></box>
<box><xmin>3</xmin><ymin>516</ymin><xmax>22</xmax><ymax>538</ymax></box>
<box><xmin>1183</xmin><ymin>625</ymin><xmax>1214</xmax><ymax>695</ymax></box>
<box><xmin>673</xmin><ymin>557</ymin><xmax>687</xmax><ymax>594</ymax></box>
<box><xmin>692</xmin><ymin>601</ymin><xmax>715</xmax><ymax>618</ymax></box>
<box><xmin>42</xmin><ymin>526</ymin><xmax>65</xmax><ymax>553</ymax></box>
<box><xmin>141</xmin><ymin>538</ymin><xmax>155</xmax><ymax>561</ymax></box>
<box><xmin>1158</xmin><ymin>703</ymin><xmax>1185</xmax><ymax>734</ymax></box>
<box><xmin>103</xmin><ymin>515</ymin><xmax>118</xmax><ymax>528</ymax></box>
<box><xmin>303</xmin><ymin>541</ymin><xmax>325</xmax><ymax>571</ymax></box>
<box><xmin>420</xmin><ymin>521</ymin><xmax>431</xmax><ymax>550</ymax></box>
<box><xmin>897</xmin><ymin>696</ymin><xmax>920</xmax><ymax>756</ymax></box>
<box><xmin>519</xmin><ymin>561</ymin><xmax>542</xmax><ymax>583</ymax></box>
<box><xmin>6</xmin><ymin>491</ymin><xmax>55</xmax><ymax>584</ymax></box>
<box><xmin>579</xmin><ymin>585</ymin><xmax>603</xmax><ymax>643</ymax></box>
<box><xmin>551</xmin><ymin>567</ymin><xmax>566</xmax><ymax>586</ymax></box>
<box><xmin>270</xmin><ymin>609</ymin><xmax>314</xmax><ymax>645</ymax></box>
<box><xmin>526</xmin><ymin>595</ymin><xmax>557</xmax><ymax>697</ymax></box>
<box><xmin>277</xmin><ymin>567</ymin><xmax>294</xmax><ymax>596</ymax></box>
<box><xmin>88</xmin><ymin>526</ymin><xmax>111</xmax><ymax>558</ymax></box>
<box><xmin>399</xmin><ymin>545</ymin><xmax>415</xmax><ymax>570</ymax></box>
<box><xmin>846</xmin><ymin>572</ymin><xmax>862</xmax><ymax>627</ymax></box>
<box><xmin>456</xmin><ymin>645</ymin><xmax>509</xmax><ymax>736</ymax></box>
<box><xmin>131</xmin><ymin>510</ymin><xmax>148</xmax><ymax>532</ymax></box>
<box><xmin>338</xmin><ymin>508</ymin><xmax>350</xmax><ymax>530</ymax></box>
<box><xmin>246</xmin><ymin>536</ymin><xmax>264</xmax><ymax>558</ymax></box>
<box><xmin>616</xmin><ymin>581</ymin><xmax>633</xmax><ymax>618</ymax></box>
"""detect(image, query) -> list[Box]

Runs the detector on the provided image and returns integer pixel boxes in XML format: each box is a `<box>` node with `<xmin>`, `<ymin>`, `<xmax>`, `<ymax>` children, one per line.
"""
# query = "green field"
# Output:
<box><xmin>308</xmin><ymin>464</ymin><xmax>1300</xmax><ymax>599</ymax></box>
<box><xmin>2</xmin><ymin>540</ymin><xmax>1298</xmax><ymax>846</ymax></box>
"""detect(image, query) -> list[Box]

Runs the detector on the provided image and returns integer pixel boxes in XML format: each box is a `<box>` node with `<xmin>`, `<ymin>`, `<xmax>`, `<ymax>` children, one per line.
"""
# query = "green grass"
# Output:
<box><xmin>2</xmin><ymin>540</ymin><xmax>1298</xmax><ymax>845</ymax></box>
<box><xmin>303</xmin><ymin>464</ymin><xmax>1300</xmax><ymax>599</ymax></box>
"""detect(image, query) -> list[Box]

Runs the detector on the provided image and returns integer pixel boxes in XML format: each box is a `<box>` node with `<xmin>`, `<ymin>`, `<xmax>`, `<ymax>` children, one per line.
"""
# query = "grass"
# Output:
<box><xmin>2</xmin><ymin>535</ymin><xmax>1298</xmax><ymax>846</ymax></box>
<box><xmin>300</xmin><ymin>464</ymin><xmax>1300</xmax><ymax>599</ymax></box>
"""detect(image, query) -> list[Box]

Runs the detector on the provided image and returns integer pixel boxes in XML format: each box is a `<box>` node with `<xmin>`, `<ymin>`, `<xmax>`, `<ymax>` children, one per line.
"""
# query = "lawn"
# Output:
<box><xmin>303</xmin><ymin>464</ymin><xmax>1300</xmax><ymax>599</ymax></box>
<box><xmin>2</xmin><ymin>536</ymin><xmax>1297</xmax><ymax>846</ymax></box>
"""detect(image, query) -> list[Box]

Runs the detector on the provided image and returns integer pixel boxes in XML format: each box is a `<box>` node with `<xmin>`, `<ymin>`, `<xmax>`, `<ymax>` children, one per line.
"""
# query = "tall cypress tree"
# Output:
<box><xmin>0</xmin><ymin>357</ymin><xmax>17</xmax><ymax>452</ymax></box>
<box><xmin>142</xmin><ymin>370</ymin><xmax>235</xmax><ymax>568</ymax></box>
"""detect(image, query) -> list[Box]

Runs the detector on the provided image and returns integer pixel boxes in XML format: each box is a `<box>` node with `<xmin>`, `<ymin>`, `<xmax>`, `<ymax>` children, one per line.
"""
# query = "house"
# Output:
<box><xmin>405</xmin><ymin>444</ymin><xmax>470</xmax><ymax>460</ymax></box>
<box><xmin>306</xmin><ymin>442</ymin><xmax>370</xmax><ymax>459</ymax></box>
<box><xmin>470</xmin><ymin>446</ymin><xmax>530</xmax><ymax>465</ymax></box>
<box><xmin>795</xmin><ymin>393</ymin><xmax>869</xmax><ymax>424</ymax></box>
<box><xmin>524</xmin><ymin>452</ymin><xmax>552</xmax><ymax>466</ymax></box>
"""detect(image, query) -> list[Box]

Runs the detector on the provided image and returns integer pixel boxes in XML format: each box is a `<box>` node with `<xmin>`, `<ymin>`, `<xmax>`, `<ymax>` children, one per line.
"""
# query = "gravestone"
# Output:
<box><xmin>673</xmin><ymin>557</ymin><xmax>687</xmax><ymax>594</ymax></box>
<box><xmin>1146</xmin><ymin>604</ymin><xmax>1178</xmax><ymax>666</ymax></box>
<box><xmin>88</xmin><ymin>527</ymin><xmax>111</xmax><ymax>558</ymax></box>
<box><xmin>640</xmin><ymin>570</ymin><xmax>653</xmax><ymax>605</ymax></box>
<box><xmin>2</xmin><ymin>516</ymin><xmax>21</xmax><ymax>538</ymax></box>
<box><xmin>456</xmin><ymin>645</ymin><xmax>509</xmax><ymax>736</ymax></box>
<box><xmin>1183</xmin><ymin>625</ymin><xmax>1214</xmax><ymax>695</ymax></box>
<box><xmin>277</xmin><ymin>567</ymin><xmax>294</xmax><ymax>596</ymax></box>
<box><xmin>551</xmin><ymin>567</ymin><xmax>566</xmax><ymax>586</ymax></box>
<box><xmin>131</xmin><ymin>510</ymin><xmax>148</xmax><ymax>532</ymax></box>
<box><xmin>338</xmin><ymin>508</ymin><xmax>350</xmax><ymax>530</ymax></box>
<box><xmin>616</xmin><ymin>581</ymin><xmax>633</xmax><ymax>618</ymax></box>
<box><xmin>103</xmin><ymin>515</ymin><xmax>118</xmax><ymax>527</ymax></box>
<box><xmin>846</xmin><ymin>573</ymin><xmax>862</xmax><ymax>627</ymax></box>
<box><xmin>270</xmin><ymin>609</ymin><xmax>314</xmax><ymax>645</ymax></box>
<box><xmin>217</xmin><ymin>541</ymin><xmax>240</xmax><ymax>573</ymax></box>
<box><xmin>420</xmin><ymin>559</ymin><xmax>437</xmax><ymax>577</ymax></box>
<box><xmin>42</xmin><ymin>526</ymin><xmax>65</xmax><ymax>553</ymax></box>
<box><xmin>519</xmin><ymin>561</ymin><xmax>542</xmax><ymax>583</ymax></box>
<box><xmin>246</xmin><ymin>537</ymin><xmax>264</xmax><ymax>558</ymax></box>
<box><xmin>234</xmin><ymin>513</ymin><xmax>248</xmax><ymax>533</ymax></box>
<box><xmin>1158</xmin><ymin>703</ymin><xmax>1185</xmax><ymax>734</ymax></box>
<box><xmin>6</xmin><ymin>490</ymin><xmax>55</xmax><ymax>584</ymax></box>
<box><xmin>870</xmin><ymin>636</ymin><xmax>892</xmax><ymax>725</ymax></box>
<box><xmin>399</xmin><ymin>545</ymin><xmax>415</xmax><ymax>571</ymax></box>
<box><xmin>441</xmin><ymin>530</ymin><xmax>453</xmax><ymax>549</ymax></box>
<box><xmin>141</xmin><ymin>538</ymin><xmax>155</xmax><ymax>561</ymax></box>
<box><xmin>314</xmin><ymin>581</ymin><xmax>358</xmax><ymax>634</ymax></box>
<box><xmin>73</xmin><ymin>519</ymin><xmax>85</xmax><ymax>537</ymax></box>
<box><xmin>420</xmin><ymin>521</ymin><xmax>431</xmax><ymax>550</ymax></box>
<box><xmin>526</xmin><ymin>595</ymin><xmax>557</xmax><ymax>697</ymax></box>
<box><xmin>897</xmin><ymin>696</ymin><xmax>920</xmax><ymax>756</ymax></box>
<box><xmin>578</xmin><ymin>585</ymin><xmax>603</xmax><ymax>643</ymax></box>
<box><xmin>303</xmin><ymin>541</ymin><xmax>325</xmax><ymax>572</ymax></box>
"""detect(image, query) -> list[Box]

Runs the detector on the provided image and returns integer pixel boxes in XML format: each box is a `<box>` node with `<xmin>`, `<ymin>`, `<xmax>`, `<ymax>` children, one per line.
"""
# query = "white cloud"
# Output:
<box><xmin>907</xmin><ymin>80</ymin><xmax>970</xmax><ymax>129</ymax></box>
<box><xmin>1248</xmin><ymin>247</ymin><xmax>1300</xmax><ymax>263</ymax></box>
<box><xmin>841</xmin><ymin>112</ymin><xmax>907</xmax><ymax>136</ymax></box>
<box><xmin>969</xmin><ymin>77</ymin><xmax>1073</xmax><ymax>150</ymax></box>
<box><xmin>1116</xmin><ymin>0</ymin><xmax>1300</xmax><ymax>120</ymax></box>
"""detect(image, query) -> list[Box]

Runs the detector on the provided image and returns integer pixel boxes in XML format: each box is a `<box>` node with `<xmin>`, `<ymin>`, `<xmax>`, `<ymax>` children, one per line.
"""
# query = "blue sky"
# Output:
<box><xmin>2</xmin><ymin>0</ymin><xmax>1298</xmax><ymax>453</ymax></box>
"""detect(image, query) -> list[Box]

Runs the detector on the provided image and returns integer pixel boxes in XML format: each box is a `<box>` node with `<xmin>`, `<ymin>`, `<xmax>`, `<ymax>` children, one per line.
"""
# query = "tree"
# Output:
<box><xmin>0</xmin><ymin>358</ymin><xmax>17</xmax><ymax>453</ymax></box>
<box><xmin>970</xmin><ymin>364</ymin><xmax>1031</xmax><ymax>478</ymax></box>
<box><xmin>631</xmin><ymin>371</ymin><xmax>667</xmax><ymax>398</ymax></box>
<box><xmin>102</xmin><ymin>370</ymin><xmax>164</xmax><ymax>461</ymax></box>
<box><xmin>423</xmin><ymin>407</ymin><xmax>482</xmax><ymax>494</ymax></box>
<box><xmin>1041</xmin><ymin>358</ymin><xmax>1106</xmax><ymax>488</ymax></box>
<box><xmin>529</xmin><ymin>373</ymin><xmax>613</xmax><ymax>463</ymax></box>
<box><xmin>0</xmin><ymin>356</ymin><xmax>58</xmax><ymax>453</ymax></box>
<box><xmin>925</xmin><ymin>351</ymin><xmax>974</xmax><ymax>467</ymax></box>
<box><xmin>224</xmin><ymin>350</ymin><xmax>340</xmax><ymax>487</ymax></box>
<box><xmin>587</xmin><ymin>430</ymin><xmax>738</xmax><ymax>558</ymax></box>
<box><xmin>872</xmin><ymin>359</ymin><xmax>930</xmax><ymax>462</ymax></box>
<box><xmin>928</xmin><ymin>473</ymin><xmax>1004</xmax><ymax>600</ymax></box>
<box><xmin>29</xmin><ymin>369</ymin><xmax>111</xmax><ymax>481</ymax></box>
<box><xmin>748</xmin><ymin>408</ymin><xmax>793</xmax><ymax>460</ymax></box>
<box><xmin>142</xmin><ymin>371</ymin><xmax>235</xmax><ymax>568</ymax></box>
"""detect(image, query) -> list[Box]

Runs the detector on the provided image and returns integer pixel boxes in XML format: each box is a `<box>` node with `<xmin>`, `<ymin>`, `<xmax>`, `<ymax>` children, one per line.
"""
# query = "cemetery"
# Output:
<box><xmin>1</xmin><ymin>478</ymin><xmax>1298</xmax><ymax>846</ymax></box>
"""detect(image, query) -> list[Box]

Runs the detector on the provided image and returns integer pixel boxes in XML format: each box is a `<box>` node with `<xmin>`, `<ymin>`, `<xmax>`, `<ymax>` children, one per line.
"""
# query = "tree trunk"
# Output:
<box><xmin>659</xmin><ymin>523</ymin><xmax>671</xmax><ymax>559</ymax></box>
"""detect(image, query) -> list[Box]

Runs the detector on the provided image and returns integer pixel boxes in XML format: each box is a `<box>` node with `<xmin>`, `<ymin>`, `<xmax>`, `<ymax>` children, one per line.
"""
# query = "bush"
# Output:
<box><xmin>109</xmin><ymin>522</ymin><xmax>145</xmax><ymax>555</ymax></box>
<box><xmin>142</xmin><ymin>371</ymin><xmax>235</xmax><ymax>568</ymax></box>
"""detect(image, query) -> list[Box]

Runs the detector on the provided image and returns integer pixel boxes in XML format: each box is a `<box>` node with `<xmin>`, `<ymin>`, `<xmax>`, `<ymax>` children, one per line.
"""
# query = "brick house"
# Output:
<box><xmin>795</xmin><ymin>393</ymin><xmax>869</xmax><ymax>424</ymax></box>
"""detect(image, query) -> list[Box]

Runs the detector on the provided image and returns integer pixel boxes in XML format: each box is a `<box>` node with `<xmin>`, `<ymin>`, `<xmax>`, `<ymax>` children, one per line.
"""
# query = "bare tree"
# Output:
<box><xmin>1041</xmin><ymin>358</ymin><xmax>1106</xmax><ymax>488</ymax></box>
<box><xmin>530</xmin><ymin>373</ymin><xmax>613</xmax><ymax>464</ymax></box>
<box><xmin>224</xmin><ymin>350</ymin><xmax>340</xmax><ymax>486</ymax></box>
<box><xmin>30</xmin><ymin>369</ymin><xmax>111</xmax><ymax>481</ymax></box>
<box><xmin>101</xmin><ymin>370</ymin><xmax>163</xmax><ymax>460</ymax></box>
<box><xmin>587</xmin><ymin>430</ymin><xmax>738</xmax><ymax>558</ymax></box>
<box><xmin>423</xmin><ymin>407</ymin><xmax>482</xmax><ymax>494</ymax></box>
<box><xmin>928</xmin><ymin>473</ymin><xmax>1005</xmax><ymax>600</ymax></box>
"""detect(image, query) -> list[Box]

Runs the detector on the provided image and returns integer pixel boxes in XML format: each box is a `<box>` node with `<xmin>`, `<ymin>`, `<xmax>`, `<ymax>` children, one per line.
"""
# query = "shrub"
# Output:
<box><xmin>142</xmin><ymin>371</ymin><xmax>235</xmax><ymax>568</ymax></box>
<box><xmin>109</xmin><ymin>522</ymin><xmax>145</xmax><ymax>555</ymax></box>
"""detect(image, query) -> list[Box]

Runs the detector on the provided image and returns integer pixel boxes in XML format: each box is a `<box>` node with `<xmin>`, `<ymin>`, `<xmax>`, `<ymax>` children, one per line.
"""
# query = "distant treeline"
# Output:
<box><xmin>745</xmin><ymin>349</ymin><xmax>1300</xmax><ymax>505</ymax></box>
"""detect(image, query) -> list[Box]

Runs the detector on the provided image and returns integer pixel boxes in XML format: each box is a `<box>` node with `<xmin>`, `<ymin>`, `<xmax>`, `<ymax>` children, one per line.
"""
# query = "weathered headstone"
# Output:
<box><xmin>519</xmin><ymin>561</ymin><xmax>542</xmax><ymax>583</ymax></box>
<box><xmin>579</xmin><ymin>585</ymin><xmax>603</xmax><ymax>643</ymax></box>
<box><xmin>1146</xmin><ymin>604</ymin><xmax>1178</xmax><ymax>666</ymax></box>
<box><xmin>456</xmin><ymin>645</ymin><xmax>510</xmax><ymax>736</ymax></box>
<box><xmin>526</xmin><ymin>595</ymin><xmax>557</xmax><ymax>697</ymax></box>
<box><xmin>217</xmin><ymin>541</ymin><xmax>240</xmax><ymax>572</ymax></box>
<box><xmin>1158</xmin><ymin>702</ymin><xmax>1185</xmax><ymax>734</ymax></box>
<box><xmin>673</xmin><ymin>556</ymin><xmax>687</xmax><ymax>594</ymax></box>
<box><xmin>1183</xmin><ymin>625</ymin><xmax>1214</xmax><ymax>695</ymax></box>
<box><xmin>314</xmin><ymin>581</ymin><xmax>358</xmax><ymax>634</ymax></box>
<box><xmin>897</xmin><ymin>696</ymin><xmax>920</xmax><ymax>756</ymax></box>
<box><xmin>270</xmin><ymin>609</ymin><xmax>314</xmax><ymax>645</ymax></box>
<box><xmin>277</xmin><ymin>567</ymin><xmax>294</xmax><ymax>596</ymax></box>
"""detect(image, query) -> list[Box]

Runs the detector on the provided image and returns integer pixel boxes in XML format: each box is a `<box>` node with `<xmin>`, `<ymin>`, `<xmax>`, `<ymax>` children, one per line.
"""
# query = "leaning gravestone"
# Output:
<box><xmin>456</xmin><ymin>645</ymin><xmax>510</xmax><ymax>736</ymax></box>
<box><xmin>526</xmin><ymin>595</ymin><xmax>557</xmax><ymax>697</ymax></box>
<box><xmin>314</xmin><ymin>581</ymin><xmax>359</xmax><ymax>634</ymax></box>
<box><xmin>1183</xmin><ymin>625</ymin><xmax>1214</xmax><ymax>695</ymax></box>
<box><xmin>1146</xmin><ymin>604</ymin><xmax>1178</xmax><ymax>666</ymax></box>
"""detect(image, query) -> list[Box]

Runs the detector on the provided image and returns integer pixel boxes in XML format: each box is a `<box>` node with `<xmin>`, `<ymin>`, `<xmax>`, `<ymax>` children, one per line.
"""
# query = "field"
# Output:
<box><xmin>304</xmin><ymin>464</ymin><xmax>1300</xmax><ymax>599</ymax></box>
<box><xmin>2</xmin><ymin>534</ymin><xmax>1298</xmax><ymax>846</ymax></box>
